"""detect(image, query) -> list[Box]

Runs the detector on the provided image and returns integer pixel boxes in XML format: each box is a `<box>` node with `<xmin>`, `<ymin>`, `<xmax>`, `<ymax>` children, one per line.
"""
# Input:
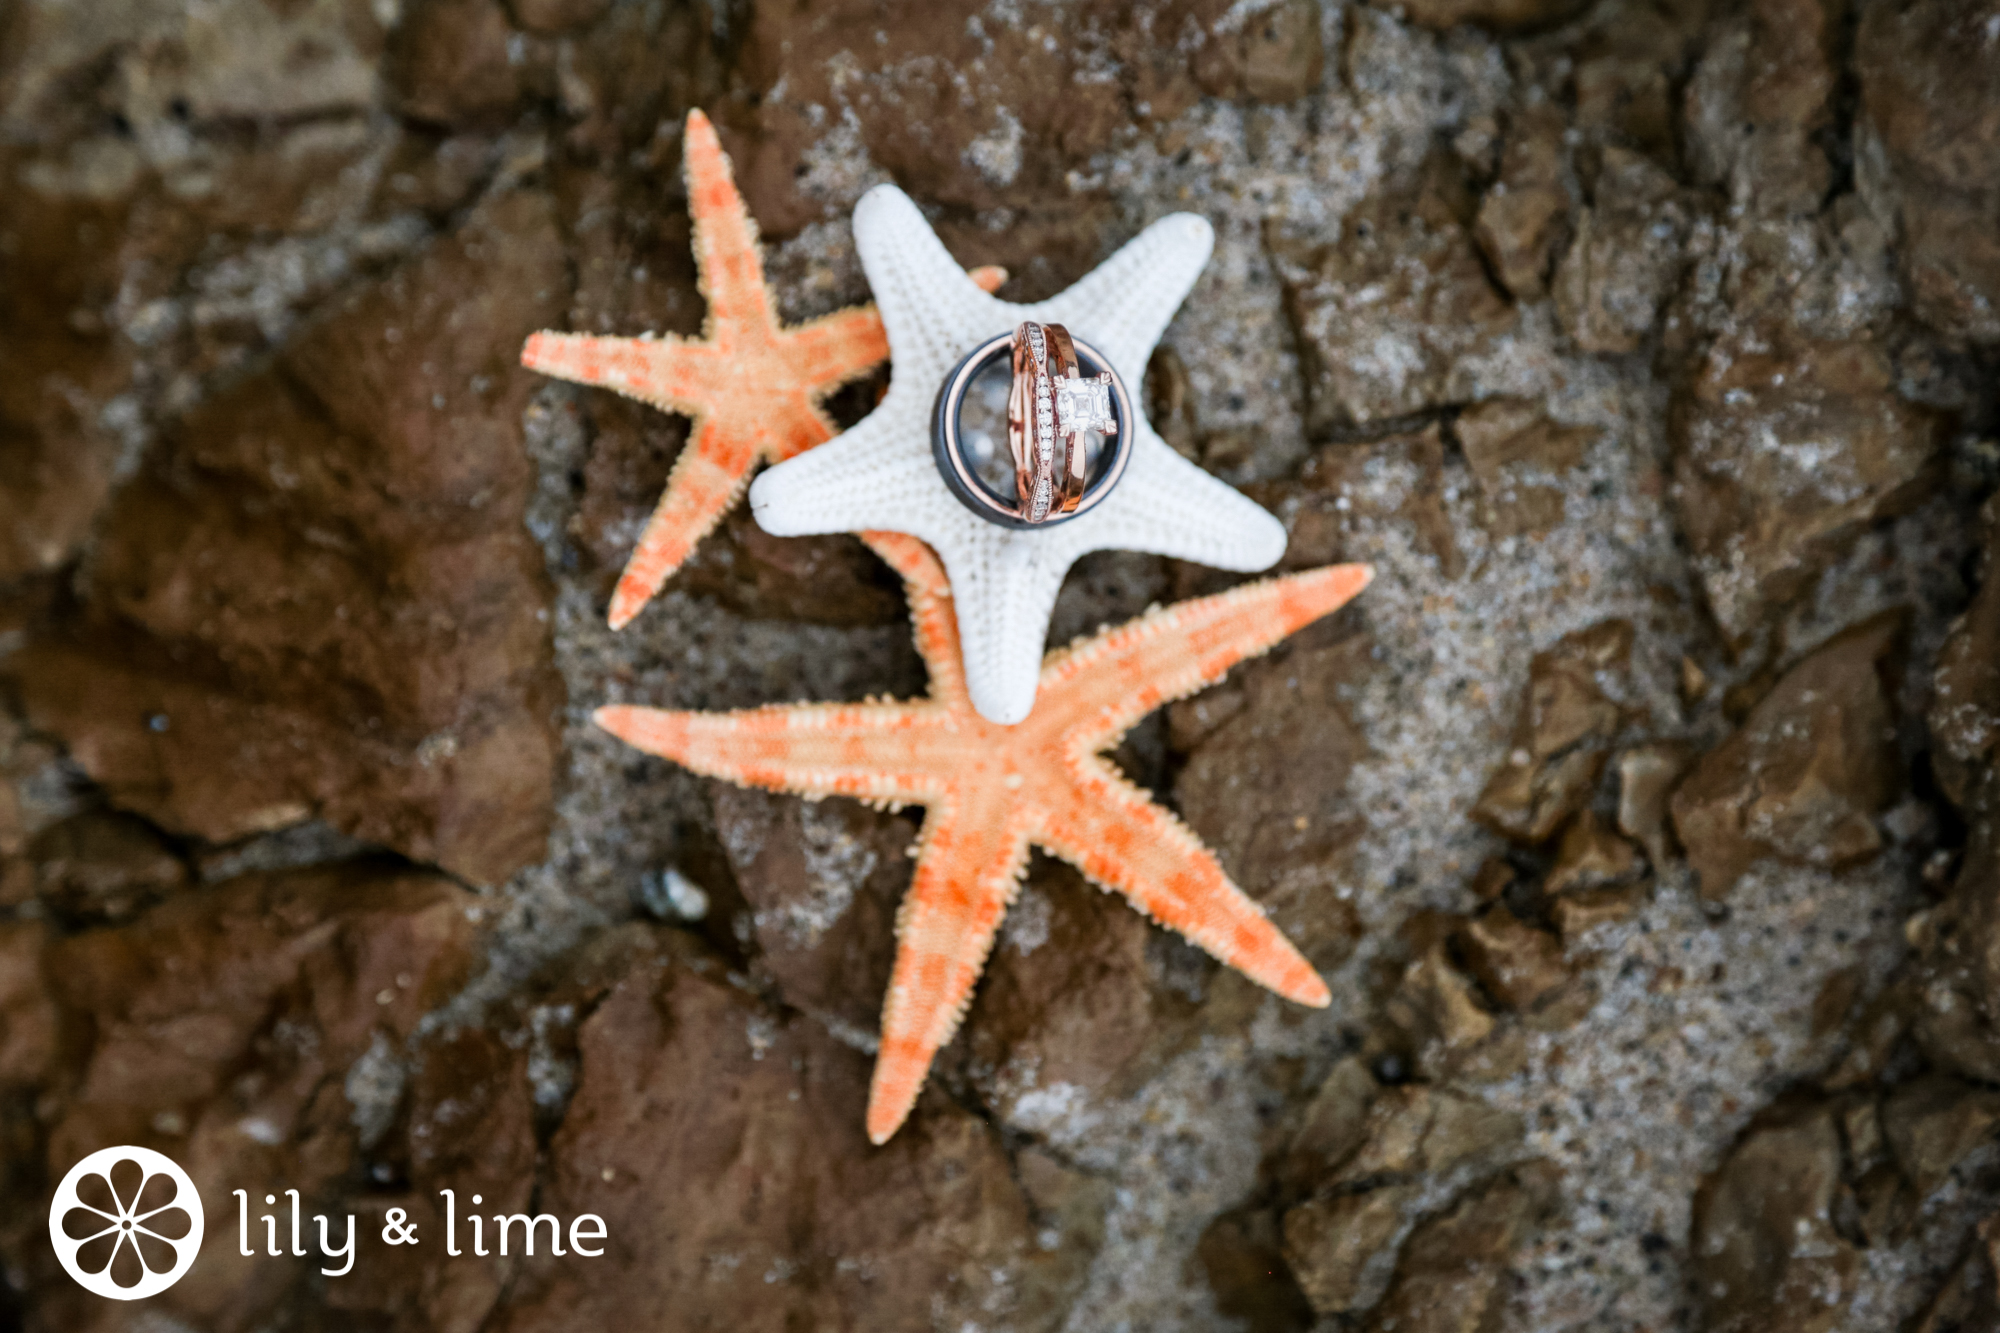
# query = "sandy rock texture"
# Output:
<box><xmin>2</xmin><ymin>0</ymin><xmax>1998</xmax><ymax>1328</ymax></box>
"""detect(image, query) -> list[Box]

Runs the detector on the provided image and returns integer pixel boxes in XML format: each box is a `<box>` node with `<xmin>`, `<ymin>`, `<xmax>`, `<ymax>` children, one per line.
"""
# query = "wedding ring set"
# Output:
<box><xmin>932</xmin><ymin>322</ymin><xmax>1133</xmax><ymax>528</ymax></box>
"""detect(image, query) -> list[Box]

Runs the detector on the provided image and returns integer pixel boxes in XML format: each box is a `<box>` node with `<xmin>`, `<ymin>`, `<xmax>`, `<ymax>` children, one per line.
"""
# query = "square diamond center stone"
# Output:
<box><xmin>1055</xmin><ymin>375</ymin><xmax>1115</xmax><ymax>435</ymax></box>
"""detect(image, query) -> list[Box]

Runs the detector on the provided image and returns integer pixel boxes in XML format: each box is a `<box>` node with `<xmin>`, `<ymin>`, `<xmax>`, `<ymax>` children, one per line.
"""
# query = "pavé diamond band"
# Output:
<box><xmin>1010</xmin><ymin>321</ymin><xmax>1060</xmax><ymax>522</ymax></box>
<box><xmin>931</xmin><ymin>326</ymin><xmax>1133</xmax><ymax>530</ymax></box>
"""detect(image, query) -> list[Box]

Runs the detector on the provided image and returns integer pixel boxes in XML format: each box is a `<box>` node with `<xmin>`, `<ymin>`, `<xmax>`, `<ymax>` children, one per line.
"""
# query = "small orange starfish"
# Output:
<box><xmin>598</xmin><ymin>534</ymin><xmax>1372</xmax><ymax>1142</ymax></box>
<box><xmin>522</xmin><ymin>109</ymin><xmax>1005</xmax><ymax>628</ymax></box>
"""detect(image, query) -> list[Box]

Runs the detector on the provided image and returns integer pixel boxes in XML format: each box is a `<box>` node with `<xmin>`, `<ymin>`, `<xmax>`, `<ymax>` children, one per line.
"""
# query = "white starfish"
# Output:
<box><xmin>748</xmin><ymin>186</ymin><xmax>1287</xmax><ymax>724</ymax></box>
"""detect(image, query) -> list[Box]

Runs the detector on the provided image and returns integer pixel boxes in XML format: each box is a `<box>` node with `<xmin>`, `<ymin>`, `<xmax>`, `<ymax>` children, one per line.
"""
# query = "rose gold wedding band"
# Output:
<box><xmin>1009</xmin><ymin>322</ymin><xmax>1059</xmax><ymax>523</ymax></box>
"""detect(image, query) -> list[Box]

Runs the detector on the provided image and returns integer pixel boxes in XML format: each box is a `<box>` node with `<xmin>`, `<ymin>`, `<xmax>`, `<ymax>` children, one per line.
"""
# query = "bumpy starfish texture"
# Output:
<box><xmin>520</xmin><ymin>110</ymin><xmax>1004</xmax><ymax>629</ymax></box>
<box><xmin>749</xmin><ymin>186</ymin><xmax>1288</xmax><ymax>724</ymax></box>
<box><xmin>596</xmin><ymin>533</ymin><xmax>1372</xmax><ymax>1144</ymax></box>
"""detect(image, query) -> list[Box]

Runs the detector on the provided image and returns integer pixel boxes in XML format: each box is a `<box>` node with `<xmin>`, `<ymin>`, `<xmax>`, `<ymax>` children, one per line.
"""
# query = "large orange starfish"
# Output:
<box><xmin>597</xmin><ymin>534</ymin><xmax>1372</xmax><ymax>1142</ymax></box>
<box><xmin>522</xmin><ymin>109</ymin><xmax>1005</xmax><ymax>628</ymax></box>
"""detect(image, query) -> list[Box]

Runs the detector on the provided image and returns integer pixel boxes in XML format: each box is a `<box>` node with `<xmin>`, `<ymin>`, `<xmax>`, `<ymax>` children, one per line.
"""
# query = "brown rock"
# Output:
<box><xmin>1692</xmin><ymin>1104</ymin><xmax>1861</xmax><ymax>1333</ymax></box>
<box><xmin>1680</xmin><ymin>655</ymin><xmax>1711</xmax><ymax>703</ymax></box>
<box><xmin>551</xmin><ymin>0</ymin><xmax>716</xmax><ymax>158</ymax></box>
<box><xmin>711</xmin><ymin>786</ymin><xmax>913</xmax><ymax>1036</ymax></box>
<box><xmin>672</xmin><ymin>515</ymin><xmax>907</xmax><ymax>626</ymax></box>
<box><xmin>1455</xmin><ymin>399</ymin><xmax>1596</xmax><ymax>540</ymax></box>
<box><xmin>25</xmin><ymin>863</ymin><xmax>484</xmax><ymax>1331</ymax></box>
<box><xmin>1333</xmin><ymin>1084</ymin><xmax>1524</xmax><ymax>1186</ymax></box>
<box><xmin>1908</xmin><ymin>831</ymin><xmax>2000</xmax><ymax>1084</ymax></box>
<box><xmin>1826</xmin><ymin>994</ymin><xmax>1912</xmax><ymax>1091</ymax></box>
<box><xmin>10</xmin><ymin>191</ymin><xmax>570</xmax><ymax>886</ymax></box>
<box><xmin>0</xmin><ymin>714</ymin><xmax>76</xmax><ymax>861</ymax></box>
<box><xmin>730</xmin><ymin>0</ymin><xmax>1237</xmax><ymax>230</ymax></box>
<box><xmin>1571</xmin><ymin>3</ymin><xmax>1707</xmax><ymax>160</ymax></box>
<box><xmin>1475</xmin><ymin>102</ymin><xmax>1571</xmax><ymax>301</ymax></box>
<box><xmin>1552</xmin><ymin>147</ymin><xmax>1691</xmax><ymax>354</ymax></box>
<box><xmin>1911</xmin><ymin>1237</ymin><xmax>2000</xmax><ymax>1333</ymax></box>
<box><xmin>1545</xmin><ymin>810</ymin><xmax>1643</xmax><ymax>895</ymax></box>
<box><xmin>1881</xmin><ymin>1073</ymin><xmax>2000</xmax><ymax>1202</ymax></box>
<box><xmin>0</xmin><ymin>921</ymin><xmax>57</xmax><ymax>1088</ymax></box>
<box><xmin>1469</xmin><ymin>858</ymin><xmax>1516</xmax><ymax>903</ymax></box>
<box><xmin>29</xmin><ymin>810</ymin><xmax>187</xmax><ymax>923</ymax></box>
<box><xmin>1285</xmin><ymin>1056</ymin><xmax>1384</xmax><ymax>1187</ymax></box>
<box><xmin>0</xmin><ymin>186</ymin><xmax>132</xmax><ymax>581</ymax></box>
<box><xmin>1457</xmin><ymin>905</ymin><xmax>1569</xmax><ymax>1011</ymax></box>
<box><xmin>1192</xmin><ymin>0</ymin><xmax>1325</xmax><ymax>104</ymax></box>
<box><xmin>1014</xmin><ymin>1146</ymin><xmax>1114</xmax><ymax>1277</ymax></box>
<box><xmin>1684</xmin><ymin>0</ymin><xmax>1840</xmax><ymax>217</ymax></box>
<box><xmin>1615</xmin><ymin>742</ymin><xmax>1691</xmax><ymax>868</ymax></box>
<box><xmin>513</xmin><ymin>0</ymin><xmax>609</xmax><ymax>33</ymax></box>
<box><xmin>1840</xmin><ymin>1094</ymin><xmax>1887</xmax><ymax>1175</ymax></box>
<box><xmin>1549</xmin><ymin>886</ymin><xmax>1646</xmax><ymax>938</ymax></box>
<box><xmin>1930</xmin><ymin>497</ymin><xmax>2000</xmax><ymax>809</ymax></box>
<box><xmin>1282</xmin><ymin>1183</ymin><xmax>1419</xmax><ymax>1316</ymax></box>
<box><xmin>1198</xmin><ymin>1204</ymin><xmax>1319</xmax><ymax>1329</ymax></box>
<box><xmin>960</xmin><ymin>861</ymin><xmax>1198</xmax><ymax>1131</ymax></box>
<box><xmin>1365</xmin><ymin>1160</ymin><xmax>1562</xmax><ymax>1333</ymax></box>
<box><xmin>1670</xmin><ymin>611</ymin><xmax>1905</xmax><ymax>899</ymax></box>
<box><xmin>1397</xmin><ymin>0</ymin><xmax>1591</xmax><ymax>33</ymax></box>
<box><xmin>1387</xmin><ymin>943</ymin><xmax>1498</xmax><ymax>1074</ymax></box>
<box><xmin>1813</xmin><ymin>966</ymin><xmax>1864</xmax><ymax>1039</ymax></box>
<box><xmin>44</xmin><ymin>862</ymin><xmax>483</xmax><ymax>1132</ymax></box>
<box><xmin>325</xmin><ymin>1028</ymin><xmax>536</xmax><ymax>1333</ymax></box>
<box><xmin>1671</xmin><ymin>331</ymin><xmax>1942</xmax><ymax>646</ymax></box>
<box><xmin>1852</xmin><ymin>1161</ymin><xmax>1914</xmax><ymax>1249</ymax></box>
<box><xmin>1521</xmin><ymin>975</ymin><xmax>1599</xmax><ymax>1033</ymax></box>
<box><xmin>1912</xmin><ymin>531</ymin><xmax>2000</xmax><ymax>1083</ymax></box>
<box><xmin>1174</xmin><ymin>632</ymin><xmax>1370</xmax><ymax>960</ymax></box>
<box><xmin>1857</xmin><ymin>0</ymin><xmax>2000</xmax><ymax>346</ymax></box>
<box><xmin>488</xmin><ymin>929</ymin><xmax>1095</xmax><ymax>1332</ymax></box>
<box><xmin>1274</xmin><ymin>158</ymin><xmax>1515</xmax><ymax>431</ymax></box>
<box><xmin>1276</xmin><ymin>427</ymin><xmax>1464</xmax><ymax>578</ymax></box>
<box><xmin>1281</xmin><ymin>1082</ymin><xmax>1526</xmax><ymax>1319</ymax></box>
<box><xmin>388</xmin><ymin>0</ymin><xmax>528</xmax><ymax>128</ymax></box>
<box><xmin>1472</xmin><ymin>620</ymin><xmax>1633</xmax><ymax>845</ymax></box>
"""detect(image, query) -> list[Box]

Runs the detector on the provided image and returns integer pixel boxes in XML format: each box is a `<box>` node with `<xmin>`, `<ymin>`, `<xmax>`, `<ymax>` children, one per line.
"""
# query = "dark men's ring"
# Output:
<box><xmin>931</xmin><ymin>328</ymin><xmax>1133</xmax><ymax>530</ymax></box>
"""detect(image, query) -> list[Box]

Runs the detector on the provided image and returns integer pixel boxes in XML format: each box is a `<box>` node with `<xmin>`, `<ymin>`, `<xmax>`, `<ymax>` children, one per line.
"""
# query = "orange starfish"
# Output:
<box><xmin>597</xmin><ymin>533</ymin><xmax>1373</xmax><ymax>1142</ymax></box>
<box><xmin>521</xmin><ymin>109</ymin><xmax>1005</xmax><ymax>628</ymax></box>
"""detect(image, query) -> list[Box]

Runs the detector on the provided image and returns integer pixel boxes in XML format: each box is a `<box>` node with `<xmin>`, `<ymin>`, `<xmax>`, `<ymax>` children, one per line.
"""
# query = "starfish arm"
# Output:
<box><xmin>606</xmin><ymin>411</ymin><xmax>796</xmax><ymax>629</ymax></box>
<box><xmin>1037</xmin><ymin>761</ymin><xmax>1330</xmax><ymax>1007</ymax></box>
<box><xmin>683</xmin><ymin>109</ymin><xmax>773</xmax><ymax>337</ymax></box>
<box><xmin>1038</xmin><ymin>560</ymin><xmax>1375</xmax><ymax>747</ymax></box>
<box><xmin>869</xmin><ymin>786</ymin><xmax>1032</xmax><ymax>1143</ymax></box>
<box><xmin>783</xmin><ymin>266</ymin><xmax>1011</xmax><ymax>404</ymax></box>
<box><xmin>594</xmin><ymin>703</ymin><xmax>944</xmax><ymax>805</ymax></box>
<box><xmin>783</xmin><ymin>304</ymin><xmax>893</xmax><ymax>394</ymax></box>
<box><xmin>1077</xmin><ymin>430</ymin><xmax>1289</xmax><ymax>571</ymax></box>
<box><xmin>914</xmin><ymin>431</ymin><xmax>1306</xmax><ymax>725</ymax></box>
<box><xmin>936</xmin><ymin>531</ymin><xmax>1079</xmax><ymax>725</ymax></box>
<box><xmin>861</xmin><ymin>533</ymin><xmax>970</xmax><ymax>707</ymax></box>
<box><xmin>756</xmin><ymin>431</ymin><xmax>1288</xmax><ymax>726</ymax></box>
<box><xmin>852</xmin><ymin>185</ymin><xmax>1011</xmax><ymax>405</ymax></box>
<box><xmin>1032</xmin><ymin>213</ymin><xmax>1215</xmax><ymax>389</ymax></box>
<box><xmin>747</xmin><ymin>408</ymin><xmax>943</xmax><ymax>536</ymax></box>
<box><xmin>520</xmin><ymin>332</ymin><xmax>724</xmax><ymax>418</ymax></box>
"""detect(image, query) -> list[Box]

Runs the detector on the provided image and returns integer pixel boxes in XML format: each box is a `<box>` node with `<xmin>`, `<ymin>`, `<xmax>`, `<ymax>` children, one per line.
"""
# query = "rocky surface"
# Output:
<box><xmin>2</xmin><ymin>0</ymin><xmax>1998</xmax><ymax>1329</ymax></box>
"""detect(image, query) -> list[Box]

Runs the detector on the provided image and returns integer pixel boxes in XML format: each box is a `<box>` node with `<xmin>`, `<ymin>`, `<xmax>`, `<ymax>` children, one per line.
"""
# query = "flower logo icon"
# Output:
<box><xmin>49</xmin><ymin>1146</ymin><xmax>205</xmax><ymax>1300</ymax></box>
